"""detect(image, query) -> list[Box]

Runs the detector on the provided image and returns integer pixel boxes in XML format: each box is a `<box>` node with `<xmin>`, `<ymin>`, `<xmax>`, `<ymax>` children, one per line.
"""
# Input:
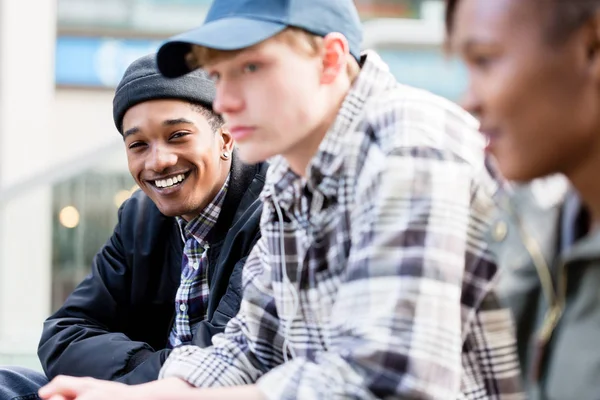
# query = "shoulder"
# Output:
<box><xmin>347</xmin><ymin>85</ymin><xmax>494</xmax><ymax>207</ymax></box>
<box><xmin>360</xmin><ymin>83</ymin><xmax>484</xmax><ymax>168</ymax></box>
<box><xmin>117</xmin><ymin>189</ymin><xmax>175</xmax><ymax>241</ymax></box>
<box><xmin>119</xmin><ymin>189</ymin><xmax>162</xmax><ymax>220</ymax></box>
<box><xmin>508</xmin><ymin>174</ymin><xmax>570</xmax><ymax>211</ymax></box>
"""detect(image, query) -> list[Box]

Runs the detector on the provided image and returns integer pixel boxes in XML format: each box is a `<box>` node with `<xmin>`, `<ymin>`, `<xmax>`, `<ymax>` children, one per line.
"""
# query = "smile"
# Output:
<box><xmin>150</xmin><ymin>172</ymin><xmax>190</xmax><ymax>189</ymax></box>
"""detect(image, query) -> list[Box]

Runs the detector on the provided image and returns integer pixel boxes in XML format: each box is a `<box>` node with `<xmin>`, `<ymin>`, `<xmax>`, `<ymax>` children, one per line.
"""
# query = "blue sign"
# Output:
<box><xmin>55</xmin><ymin>36</ymin><xmax>162</xmax><ymax>87</ymax></box>
<box><xmin>55</xmin><ymin>36</ymin><xmax>468</xmax><ymax>100</ymax></box>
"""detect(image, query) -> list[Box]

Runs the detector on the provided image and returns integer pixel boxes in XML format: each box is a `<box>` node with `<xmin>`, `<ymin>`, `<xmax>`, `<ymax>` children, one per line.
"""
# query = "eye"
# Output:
<box><xmin>169</xmin><ymin>131</ymin><xmax>190</xmax><ymax>140</ymax></box>
<box><xmin>472</xmin><ymin>55</ymin><xmax>493</xmax><ymax>68</ymax></box>
<box><xmin>128</xmin><ymin>141</ymin><xmax>146</xmax><ymax>150</ymax></box>
<box><xmin>465</xmin><ymin>50</ymin><xmax>498</xmax><ymax>70</ymax></box>
<box><xmin>242</xmin><ymin>63</ymin><xmax>259</xmax><ymax>73</ymax></box>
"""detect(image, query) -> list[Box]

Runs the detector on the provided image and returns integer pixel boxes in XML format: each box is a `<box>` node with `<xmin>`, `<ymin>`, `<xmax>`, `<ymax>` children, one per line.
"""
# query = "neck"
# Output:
<box><xmin>285</xmin><ymin>87</ymin><xmax>350</xmax><ymax>177</ymax></box>
<box><xmin>181</xmin><ymin>157</ymin><xmax>231</xmax><ymax>221</ymax></box>
<box><xmin>285</xmin><ymin>124</ymin><xmax>329</xmax><ymax>177</ymax></box>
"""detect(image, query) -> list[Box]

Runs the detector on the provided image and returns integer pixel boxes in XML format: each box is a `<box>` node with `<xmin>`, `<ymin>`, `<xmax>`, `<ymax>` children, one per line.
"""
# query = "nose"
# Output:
<box><xmin>145</xmin><ymin>143</ymin><xmax>177</xmax><ymax>173</ymax></box>
<box><xmin>213</xmin><ymin>80</ymin><xmax>244</xmax><ymax>115</ymax></box>
<box><xmin>460</xmin><ymin>83</ymin><xmax>482</xmax><ymax>119</ymax></box>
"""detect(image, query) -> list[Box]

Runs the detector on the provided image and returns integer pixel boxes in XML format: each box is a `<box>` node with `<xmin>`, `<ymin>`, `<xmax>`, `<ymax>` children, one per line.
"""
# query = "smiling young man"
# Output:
<box><xmin>39</xmin><ymin>1</ymin><xmax>523</xmax><ymax>399</ymax></box>
<box><xmin>0</xmin><ymin>53</ymin><xmax>267</xmax><ymax>400</ymax></box>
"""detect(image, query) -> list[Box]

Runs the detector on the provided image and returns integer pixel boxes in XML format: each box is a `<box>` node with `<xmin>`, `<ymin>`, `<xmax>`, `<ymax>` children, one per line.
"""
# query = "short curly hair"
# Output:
<box><xmin>189</xmin><ymin>102</ymin><xmax>224</xmax><ymax>133</ymax></box>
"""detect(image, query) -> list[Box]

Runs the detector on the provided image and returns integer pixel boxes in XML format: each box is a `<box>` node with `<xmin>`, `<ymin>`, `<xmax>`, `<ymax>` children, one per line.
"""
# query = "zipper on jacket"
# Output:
<box><xmin>508</xmin><ymin>203</ymin><xmax>567</xmax><ymax>382</ymax></box>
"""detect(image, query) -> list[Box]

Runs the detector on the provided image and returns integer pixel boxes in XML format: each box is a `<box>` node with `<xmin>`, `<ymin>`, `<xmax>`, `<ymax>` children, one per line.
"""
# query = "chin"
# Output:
<box><xmin>156</xmin><ymin>206</ymin><xmax>181</xmax><ymax>218</ymax></box>
<box><xmin>236</xmin><ymin>146</ymin><xmax>272</xmax><ymax>165</ymax></box>
<box><xmin>499</xmin><ymin>162</ymin><xmax>551</xmax><ymax>184</ymax></box>
<box><xmin>153</xmin><ymin>201</ymin><xmax>185</xmax><ymax>218</ymax></box>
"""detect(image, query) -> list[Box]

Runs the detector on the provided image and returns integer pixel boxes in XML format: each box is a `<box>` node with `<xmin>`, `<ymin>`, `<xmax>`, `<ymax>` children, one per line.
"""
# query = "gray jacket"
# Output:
<box><xmin>490</xmin><ymin>175</ymin><xmax>600</xmax><ymax>400</ymax></box>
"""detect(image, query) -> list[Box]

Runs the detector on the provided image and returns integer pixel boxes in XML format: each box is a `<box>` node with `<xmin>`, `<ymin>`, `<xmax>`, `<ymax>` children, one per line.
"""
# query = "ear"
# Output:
<box><xmin>583</xmin><ymin>11</ymin><xmax>600</xmax><ymax>82</ymax></box>
<box><xmin>321</xmin><ymin>32</ymin><xmax>350</xmax><ymax>85</ymax></box>
<box><xmin>218</xmin><ymin>126</ymin><xmax>235</xmax><ymax>153</ymax></box>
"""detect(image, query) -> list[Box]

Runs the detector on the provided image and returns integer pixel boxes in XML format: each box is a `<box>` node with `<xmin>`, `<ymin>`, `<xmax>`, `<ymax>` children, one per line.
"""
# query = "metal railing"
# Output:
<box><xmin>0</xmin><ymin>139</ymin><xmax>122</xmax><ymax>206</ymax></box>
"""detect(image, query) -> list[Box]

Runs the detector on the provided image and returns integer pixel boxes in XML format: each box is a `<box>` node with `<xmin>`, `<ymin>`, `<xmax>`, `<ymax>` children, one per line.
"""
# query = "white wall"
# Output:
<box><xmin>0</xmin><ymin>0</ymin><xmax>56</xmax><ymax>369</ymax></box>
<box><xmin>0</xmin><ymin>60</ymin><xmax>127</xmax><ymax>369</ymax></box>
<box><xmin>51</xmin><ymin>89</ymin><xmax>125</xmax><ymax>172</ymax></box>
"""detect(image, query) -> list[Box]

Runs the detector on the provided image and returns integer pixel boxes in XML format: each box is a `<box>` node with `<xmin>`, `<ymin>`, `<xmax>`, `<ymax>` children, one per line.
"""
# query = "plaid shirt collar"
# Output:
<box><xmin>262</xmin><ymin>51</ymin><xmax>396</xmax><ymax>211</ymax></box>
<box><xmin>176</xmin><ymin>174</ymin><xmax>230</xmax><ymax>245</ymax></box>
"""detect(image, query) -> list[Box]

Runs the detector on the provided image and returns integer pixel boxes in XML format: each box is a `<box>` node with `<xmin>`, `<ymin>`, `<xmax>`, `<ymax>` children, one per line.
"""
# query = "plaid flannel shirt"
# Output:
<box><xmin>168</xmin><ymin>175</ymin><xmax>229</xmax><ymax>348</ymax></box>
<box><xmin>160</xmin><ymin>51</ymin><xmax>523</xmax><ymax>399</ymax></box>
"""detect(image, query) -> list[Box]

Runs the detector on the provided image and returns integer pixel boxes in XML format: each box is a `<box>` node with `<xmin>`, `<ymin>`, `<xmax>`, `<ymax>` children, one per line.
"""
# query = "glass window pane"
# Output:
<box><xmin>51</xmin><ymin>164</ymin><xmax>136</xmax><ymax>311</ymax></box>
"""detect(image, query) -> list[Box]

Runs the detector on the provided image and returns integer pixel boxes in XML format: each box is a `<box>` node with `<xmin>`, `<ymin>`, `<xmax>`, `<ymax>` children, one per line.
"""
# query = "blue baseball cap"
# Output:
<box><xmin>156</xmin><ymin>0</ymin><xmax>363</xmax><ymax>78</ymax></box>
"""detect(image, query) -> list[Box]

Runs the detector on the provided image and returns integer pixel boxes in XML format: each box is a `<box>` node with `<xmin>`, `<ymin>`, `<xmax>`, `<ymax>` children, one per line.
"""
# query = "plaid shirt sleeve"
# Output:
<box><xmin>158</xmin><ymin>312</ymin><xmax>266</xmax><ymax>386</ymax></box>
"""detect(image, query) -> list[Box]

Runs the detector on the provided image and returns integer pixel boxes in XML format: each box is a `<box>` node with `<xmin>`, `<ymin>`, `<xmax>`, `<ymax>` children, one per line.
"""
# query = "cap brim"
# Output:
<box><xmin>157</xmin><ymin>17</ymin><xmax>287</xmax><ymax>78</ymax></box>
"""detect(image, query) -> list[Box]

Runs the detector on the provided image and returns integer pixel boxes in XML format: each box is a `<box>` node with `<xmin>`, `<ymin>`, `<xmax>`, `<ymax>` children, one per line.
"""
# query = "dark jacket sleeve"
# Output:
<box><xmin>37</xmin><ymin>202</ymin><xmax>165</xmax><ymax>383</ymax></box>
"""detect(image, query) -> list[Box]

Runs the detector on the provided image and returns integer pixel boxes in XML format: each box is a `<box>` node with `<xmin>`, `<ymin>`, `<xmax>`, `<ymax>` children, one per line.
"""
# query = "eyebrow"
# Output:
<box><xmin>163</xmin><ymin>118</ymin><xmax>195</xmax><ymax>127</ymax></box>
<box><xmin>123</xmin><ymin>126</ymin><xmax>140</xmax><ymax>140</ymax></box>
<box><xmin>458</xmin><ymin>38</ymin><xmax>498</xmax><ymax>54</ymax></box>
<box><xmin>122</xmin><ymin>118</ymin><xmax>195</xmax><ymax>140</ymax></box>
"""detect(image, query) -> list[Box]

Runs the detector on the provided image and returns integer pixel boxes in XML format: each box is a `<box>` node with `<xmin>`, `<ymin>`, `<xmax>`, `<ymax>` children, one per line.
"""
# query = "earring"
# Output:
<box><xmin>221</xmin><ymin>152</ymin><xmax>229</xmax><ymax>160</ymax></box>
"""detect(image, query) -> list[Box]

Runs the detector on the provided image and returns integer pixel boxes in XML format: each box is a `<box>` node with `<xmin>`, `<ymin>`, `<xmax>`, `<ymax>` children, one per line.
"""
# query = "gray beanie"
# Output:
<box><xmin>113</xmin><ymin>53</ymin><xmax>216</xmax><ymax>134</ymax></box>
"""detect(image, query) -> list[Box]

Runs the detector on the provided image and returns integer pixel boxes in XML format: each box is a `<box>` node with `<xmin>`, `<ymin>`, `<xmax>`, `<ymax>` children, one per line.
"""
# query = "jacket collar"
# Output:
<box><xmin>501</xmin><ymin>175</ymin><xmax>600</xmax><ymax>264</ymax></box>
<box><xmin>567</xmin><ymin>228</ymin><xmax>600</xmax><ymax>261</ymax></box>
<box><xmin>210</xmin><ymin>149</ymin><xmax>267</xmax><ymax>245</ymax></box>
<box><xmin>491</xmin><ymin>175</ymin><xmax>569</xmax><ymax>269</ymax></box>
<box><xmin>166</xmin><ymin>150</ymin><xmax>266</xmax><ymax>286</ymax></box>
<box><xmin>560</xmin><ymin>191</ymin><xmax>600</xmax><ymax>262</ymax></box>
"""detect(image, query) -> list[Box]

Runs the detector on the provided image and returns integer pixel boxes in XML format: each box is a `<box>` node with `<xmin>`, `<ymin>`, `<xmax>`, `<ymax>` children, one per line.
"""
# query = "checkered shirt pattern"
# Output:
<box><xmin>160</xmin><ymin>52</ymin><xmax>523</xmax><ymax>399</ymax></box>
<box><xmin>168</xmin><ymin>175</ymin><xmax>229</xmax><ymax>348</ymax></box>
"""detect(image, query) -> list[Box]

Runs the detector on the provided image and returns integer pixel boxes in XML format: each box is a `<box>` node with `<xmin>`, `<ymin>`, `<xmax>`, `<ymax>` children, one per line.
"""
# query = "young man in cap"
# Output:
<box><xmin>0</xmin><ymin>53</ymin><xmax>267</xmax><ymax>399</ymax></box>
<box><xmin>39</xmin><ymin>1</ymin><xmax>523</xmax><ymax>399</ymax></box>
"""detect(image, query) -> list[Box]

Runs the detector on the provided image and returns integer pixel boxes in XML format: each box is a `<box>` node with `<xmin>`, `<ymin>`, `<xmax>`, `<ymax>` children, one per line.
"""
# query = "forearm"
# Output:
<box><xmin>168</xmin><ymin>385</ymin><xmax>265</xmax><ymax>400</ymax></box>
<box><xmin>134</xmin><ymin>379</ymin><xmax>264</xmax><ymax>400</ymax></box>
<box><xmin>39</xmin><ymin>376</ymin><xmax>265</xmax><ymax>400</ymax></box>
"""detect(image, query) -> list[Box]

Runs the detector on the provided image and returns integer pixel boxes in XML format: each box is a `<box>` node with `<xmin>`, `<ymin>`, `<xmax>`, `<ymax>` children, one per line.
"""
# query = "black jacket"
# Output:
<box><xmin>38</xmin><ymin>156</ymin><xmax>267</xmax><ymax>384</ymax></box>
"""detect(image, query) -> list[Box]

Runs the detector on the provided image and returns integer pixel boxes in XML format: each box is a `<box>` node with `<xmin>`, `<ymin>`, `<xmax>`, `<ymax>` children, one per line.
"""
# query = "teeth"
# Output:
<box><xmin>154</xmin><ymin>173</ymin><xmax>186</xmax><ymax>188</ymax></box>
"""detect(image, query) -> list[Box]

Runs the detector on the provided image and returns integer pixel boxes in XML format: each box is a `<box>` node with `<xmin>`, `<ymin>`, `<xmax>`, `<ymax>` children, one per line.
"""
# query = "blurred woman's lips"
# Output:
<box><xmin>480</xmin><ymin>128</ymin><xmax>501</xmax><ymax>151</ymax></box>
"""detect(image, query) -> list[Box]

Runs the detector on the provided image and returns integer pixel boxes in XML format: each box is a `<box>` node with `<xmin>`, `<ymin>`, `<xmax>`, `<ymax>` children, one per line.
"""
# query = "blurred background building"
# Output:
<box><xmin>0</xmin><ymin>0</ymin><xmax>464</xmax><ymax>368</ymax></box>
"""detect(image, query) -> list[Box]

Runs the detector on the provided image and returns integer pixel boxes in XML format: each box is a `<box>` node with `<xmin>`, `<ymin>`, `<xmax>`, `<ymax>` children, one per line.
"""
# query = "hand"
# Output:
<box><xmin>39</xmin><ymin>376</ymin><xmax>192</xmax><ymax>400</ymax></box>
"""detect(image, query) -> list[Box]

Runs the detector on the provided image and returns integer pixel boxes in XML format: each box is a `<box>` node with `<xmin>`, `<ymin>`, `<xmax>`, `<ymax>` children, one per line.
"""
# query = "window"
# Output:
<box><xmin>52</xmin><ymin>167</ymin><xmax>136</xmax><ymax>311</ymax></box>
